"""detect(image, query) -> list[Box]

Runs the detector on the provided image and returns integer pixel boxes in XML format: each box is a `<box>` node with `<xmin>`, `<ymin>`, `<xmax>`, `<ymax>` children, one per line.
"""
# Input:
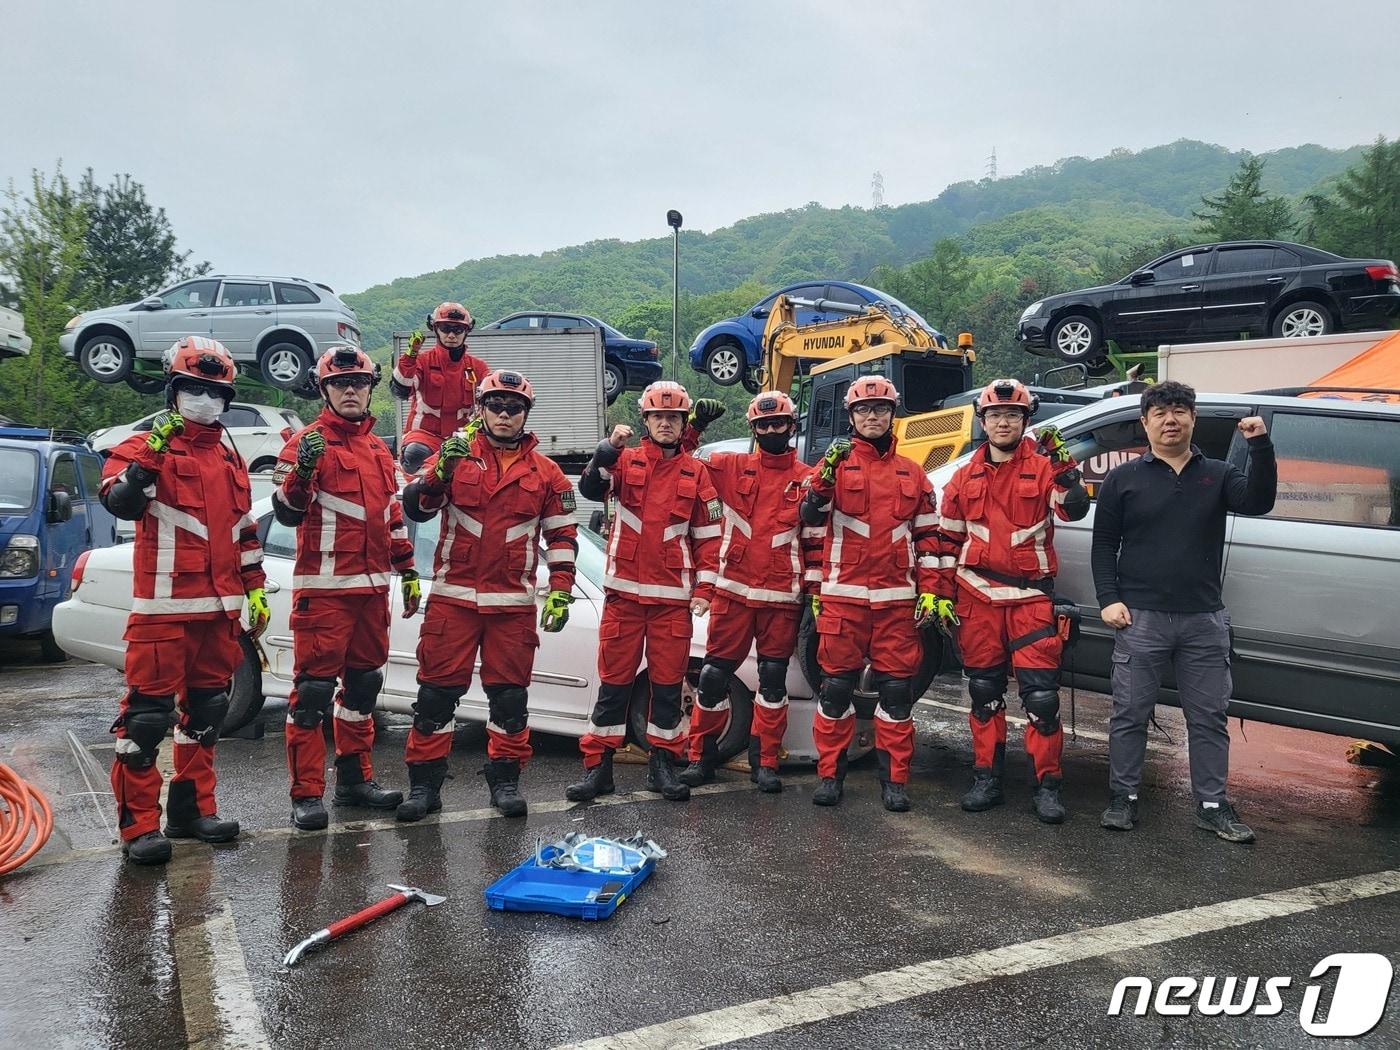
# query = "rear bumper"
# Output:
<box><xmin>51</xmin><ymin>597</ymin><xmax>129</xmax><ymax>668</ymax></box>
<box><xmin>622</xmin><ymin>359</ymin><xmax>663</xmax><ymax>388</ymax></box>
<box><xmin>1017</xmin><ymin>317</ymin><xmax>1052</xmax><ymax>355</ymax></box>
<box><xmin>1339</xmin><ymin>289</ymin><xmax>1400</xmax><ymax>327</ymax></box>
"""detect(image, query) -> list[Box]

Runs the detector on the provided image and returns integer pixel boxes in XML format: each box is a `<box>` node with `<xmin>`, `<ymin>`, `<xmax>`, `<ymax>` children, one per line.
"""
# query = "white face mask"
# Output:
<box><xmin>176</xmin><ymin>391</ymin><xmax>224</xmax><ymax>425</ymax></box>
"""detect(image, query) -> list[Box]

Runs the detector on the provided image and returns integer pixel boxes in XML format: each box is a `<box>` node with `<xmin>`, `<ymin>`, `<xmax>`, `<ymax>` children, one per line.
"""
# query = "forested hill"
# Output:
<box><xmin>345</xmin><ymin>139</ymin><xmax>1365</xmax><ymax>348</ymax></box>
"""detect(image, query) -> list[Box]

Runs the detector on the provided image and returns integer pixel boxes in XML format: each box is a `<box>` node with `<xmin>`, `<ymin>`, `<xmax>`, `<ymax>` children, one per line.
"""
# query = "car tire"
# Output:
<box><xmin>37</xmin><ymin>628</ymin><xmax>68</xmax><ymax>664</ymax></box>
<box><xmin>1272</xmin><ymin>301</ymin><xmax>1333</xmax><ymax>339</ymax></box>
<box><xmin>248</xmin><ymin>457</ymin><xmax>279</xmax><ymax>473</ymax></box>
<box><xmin>626</xmin><ymin>666</ymin><xmax>755</xmax><ymax>762</ymax></box>
<box><xmin>741</xmin><ymin>372</ymin><xmax>761</xmax><ymax>395</ymax></box>
<box><xmin>222</xmin><ymin>637</ymin><xmax>266</xmax><ymax>735</ymax></box>
<box><xmin>259</xmin><ymin>342</ymin><xmax>314</xmax><ymax>390</ymax></box>
<box><xmin>124</xmin><ymin>372</ymin><xmax>166</xmax><ymax>396</ymax></box>
<box><xmin>1049</xmin><ymin>314</ymin><xmax>1104</xmax><ymax>365</ymax></box>
<box><xmin>78</xmin><ymin>332</ymin><xmax>135</xmax><ymax>384</ymax></box>
<box><xmin>703</xmin><ymin>342</ymin><xmax>746</xmax><ymax>387</ymax></box>
<box><xmin>604</xmin><ymin>362</ymin><xmax>625</xmax><ymax>405</ymax></box>
<box><xmin>795</xmin><ymin>604</ymin><xmax>944</xmax><ymax>702</ymax></box>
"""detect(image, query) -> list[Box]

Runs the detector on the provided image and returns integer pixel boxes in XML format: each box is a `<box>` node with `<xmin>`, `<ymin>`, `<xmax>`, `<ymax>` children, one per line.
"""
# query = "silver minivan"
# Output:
<box><xmin>928</xmin><ymin>391</ymin><xmax>1400</xmax><ymax>748</ymax></box>
<box><xmin>60</xmin><ymin>275</ymin><xmax>359</xmax><ymax>396</ymax></box>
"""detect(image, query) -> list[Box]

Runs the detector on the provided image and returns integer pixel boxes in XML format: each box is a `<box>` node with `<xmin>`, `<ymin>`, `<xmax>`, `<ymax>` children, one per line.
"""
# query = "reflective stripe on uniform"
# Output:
<box><xmin>131</xmin><ymin>594</ymin><xmax>244</xmax><ymax>615</ymax></box>
<box><xmin>429</xmin><ymin>580</ymin><xmax>535</xmax><ymax>606</ymax></box>
<box><xmin>316</xmin><ymin>491</ymin><xmax>367</xmax><ymax>521</ymax></box>
<box><xmin>602</xmin><ymin>575</ymin><xmax>692</xmax><ymax>602</ymax></box>
<box><xmin>716</xmin><ymin>577</ymin><xmax>800</xmax><ymax>604</ymax></box>
<box><xmin>819</xmin><ymin>581</ymin><xmax>916</xmax><ymax>604</ymax></box>
<box><xmin>955</xmin><ymin>565</ymin><xmax>1046</xmax><ymax>602</ymax></box>
<box><xmin>293</xmin><ymin>572</ymin><xmax>389</xmax><ymax>590</ymax></box>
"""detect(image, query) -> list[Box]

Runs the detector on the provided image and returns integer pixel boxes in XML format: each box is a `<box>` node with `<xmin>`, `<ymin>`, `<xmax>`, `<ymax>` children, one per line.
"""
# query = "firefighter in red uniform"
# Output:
<box><xmin>678</xmin><ymin>391</ymin><xmax>816</xmax><ymax>793</ymax></box>
<box><xmin>391</xmin><ymin>301</ymin><xmax>491</xmax><ymax>473</ymax></box>
<box><xmin>397</xmin><ymin>369</ymin><xmax>579</xmax><ymax>819</ymax></box>
<box><xmin>800</xmin><ymin>376</ymin><xmax>943</xmax><ymax>812</ymax></box>
<box><xmin>934</xmin><ymin>379</ymin><xmax>1090</xmax><ymax>823</ymax></box>
<box><xmin>99</xmin><ymin>337</ymin><xmax>269</xmax><ymax>864</ymax></box>
<box><xmin>567</xmin><ymin>380</ymin><xmax>721</xmax><ymax>803</ymax></box>
<box><xmin>273</xmin><ymin>346</ymin><xmax>421</xmax><ymax>831</ymax></box>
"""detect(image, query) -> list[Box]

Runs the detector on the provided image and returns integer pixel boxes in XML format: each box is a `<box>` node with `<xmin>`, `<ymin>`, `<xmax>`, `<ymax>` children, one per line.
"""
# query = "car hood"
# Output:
<box><xmin>612</xmin><ymin>337</ymin><xmax>657</xmax><ymax>351</ymax></box>
<box><xmin>76</xmin><ymin>301</ymin><xmax>142</xmax><ymax>323</ymax></box>
<box><xmin>0</xmin><ymin>511</ymin><xmax>41</xmax><ymax>539</ymax></box>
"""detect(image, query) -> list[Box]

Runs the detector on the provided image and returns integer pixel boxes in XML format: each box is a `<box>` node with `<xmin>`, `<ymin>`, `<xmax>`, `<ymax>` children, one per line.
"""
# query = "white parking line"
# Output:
<box><xmin>555</xmin><ymin>868</ymin><xmax>1400</xmax><ymax>1050</ymax></box>
<box><xmin>171</xmin><ymin>898</ymin><xmax>271</xmax><ymax>1050</ymax></box>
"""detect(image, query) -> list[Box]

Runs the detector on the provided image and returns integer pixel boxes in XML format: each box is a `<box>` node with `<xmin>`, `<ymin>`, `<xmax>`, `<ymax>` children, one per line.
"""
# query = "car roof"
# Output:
<box><xmin>1154</xmin><ymin>240</ymin><xmax>1337</xmax><ymax>260</ymax></box>
<box><xmin>490</xmin><ymin>311</ymin><xmax>606</xmax><ymax>326</ymax></box>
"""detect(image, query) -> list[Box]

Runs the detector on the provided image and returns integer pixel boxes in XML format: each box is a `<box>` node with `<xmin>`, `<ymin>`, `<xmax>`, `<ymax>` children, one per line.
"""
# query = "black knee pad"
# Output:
<box><xmin>114</xmin><ymin>691</ymin><xmax>174</xmax><ymax>768</ymax></box>
<box><xmin>757</xmin><ymin>657</ymin><xmax>788</xmax><ymax>701</ymax></box>
<box><xmin>400</xmin><ymin>441</ymin><xmax>432</xmax><ymax>473</ymax></box>
<box><xmin>876</xmin><ymin>676</ymin><xmax>914</xmax><ymax>722</ymax></box>
<box><xmin>696</xmin><ymin>660</ymin><xmax>734</xmax><ymax>708</ymax></box>
<box><xmin>818</xmin><ymin>673</ymin><xmax>857</xmax><ymax>720</ymax></box>
<box><xmin>485</xmin><ymin>684</ymin><xmax>529</xmax><ymax>736</ymax></box>
<box><xmin>413</xmin><ymin>682</ymin><xmax>463</xmax><ymax>735</ymax></box>
<box><xmin>342</xmin><ymin>666</ymin><xmax>383</xmax><ymax>715</ymax></box>
<box><xmin>185</xmin><ymin>687</ymin><xmax>229</xmax><ymax>746</ymax></box>
<box><xmin>966</xmin><ymin>668</ymin><xmax>1008</xmax><ymax>722</ymax></box>
<box><xmin>291</xmin><ymin>676</ymin><xmax>337</xmax><ymax>729</ymax></box>
<box><xmin>1021</xmin><ymin>688</ymin><xmax>1062</xmax><ymax>734</ymax></box>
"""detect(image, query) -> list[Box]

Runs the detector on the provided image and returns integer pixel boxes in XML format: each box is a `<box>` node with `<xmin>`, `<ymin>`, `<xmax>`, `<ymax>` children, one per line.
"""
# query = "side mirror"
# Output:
<box><xmin>47</xmin><ymin>490</ymin><xmax>73</xmax><ymax>524</ymax></box>
<box><xmin>1129</xmin><ymin>270</ymin><xmax>1154</xmax><ymax>286</ymax></box>
<box><xmin>141</xmin><ymin>295</ymin><xmax>165</xmax><ymax>310</ymax></box>
<box><xmin>750</xmin><ymin>308</ymin><xmax>769</xmax><ymax>319</ymax></box>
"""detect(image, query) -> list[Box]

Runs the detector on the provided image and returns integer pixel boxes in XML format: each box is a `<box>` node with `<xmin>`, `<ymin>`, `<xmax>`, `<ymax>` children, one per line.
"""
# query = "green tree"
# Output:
<box><xmin>1193</xmin><ymin>156</ymin><xmax>1294</xmax><ymax>241</ymax></box>
<box><xmin>77</xmin><ymin>169</ymin><xmax>209</xmax><ymax>305</ymax></box>
<box><xmin>1302</xmin><ymin>136</ymin><xmax>1400</xmax><ymax>262</ymax></box>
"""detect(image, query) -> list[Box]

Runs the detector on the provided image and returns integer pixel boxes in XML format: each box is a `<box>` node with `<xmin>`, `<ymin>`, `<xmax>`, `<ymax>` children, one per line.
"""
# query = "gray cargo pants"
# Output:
<box><xmin>1108</xmin><ymin>608</ymin><xmax>1232</xmax><ymax>803</ymax></box>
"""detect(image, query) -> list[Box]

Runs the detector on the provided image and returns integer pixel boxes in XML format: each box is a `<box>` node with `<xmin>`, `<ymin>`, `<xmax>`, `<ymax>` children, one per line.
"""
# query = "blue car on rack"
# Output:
<box><xmin>688</xmin><ymin>280</ymin><xmax>944</xmax><ymax>391</ymax></box>
<box><xmin>0</xmin><ymin>426</ymin><xmax>118</xmax><ymax>661</ymax></box>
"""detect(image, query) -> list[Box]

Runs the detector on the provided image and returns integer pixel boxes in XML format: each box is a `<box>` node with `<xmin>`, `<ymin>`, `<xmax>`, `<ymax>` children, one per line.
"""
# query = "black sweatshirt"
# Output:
<box><xmin>1091</xmin><ymin>435</ymin><xmax>1276</xmax><ymax>613</ymax></box>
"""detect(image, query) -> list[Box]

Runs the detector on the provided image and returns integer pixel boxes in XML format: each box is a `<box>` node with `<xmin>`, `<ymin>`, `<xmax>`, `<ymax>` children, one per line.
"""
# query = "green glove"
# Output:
<box><xmin>246</xmin><ymin>587</ymin><xmax>270</xmax><ymax>639</ymax></box>
<box><xmin>461</xmin><ymin>416</ymin><xmax>484</xmax><ymax>443</ymax></box>
<box><xmin>146</xmin><ymin>411</ymin><xmax>185</xmax><ymax>454</ymax></box>
<box><xmin>540</xmin><ymin>589</ymin><xmax>574</xmax><ymax>633</ymax></box>
<box><xmin>818</xmin><ymin>437</ymin><xmax>853</xmax><ymax>484</ymax></box>
<box><xmin>295</xmin><ymin>430</ymin><xmax>325</xmax><ymax>479</ymax></box>
<box><xmin>405</xmin><ymin>329</ymin><xmax>425</xmax><ymax>358</ymax></box>
<box><xmin>434</xmin><ymin>434</ymin><xmax>472</xmax><ymax>483</ymax></box>
<box><xmin>690</xmin><ymin>398</ymin><xmax>726</xmax><ymax>432</ymax></box>
<box><xmin>914</xmin><ymin>593</ymin><xmax>959</xmax><ymax>634</ymax></box>
<box><xmin>1036</xmin><ymin>425</ymin><xmax>1072</xmax><ymax>465</ymax></box>
<box><xmin>400</xmin><ymin>569</ymin><xmax>422</xmax><ymax>617</ymax></box>
<box><xmin>810</xmin><ymin>594</ymin><xmax>821</xmax><ymax>619</ymax></box>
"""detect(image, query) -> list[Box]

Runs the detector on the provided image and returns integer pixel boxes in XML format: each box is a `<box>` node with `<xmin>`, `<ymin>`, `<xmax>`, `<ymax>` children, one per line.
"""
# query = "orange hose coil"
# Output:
<box><xmin>0</xmin><ymin>762</ymin><xmax>54</xmax><ymax>875</ymax></box>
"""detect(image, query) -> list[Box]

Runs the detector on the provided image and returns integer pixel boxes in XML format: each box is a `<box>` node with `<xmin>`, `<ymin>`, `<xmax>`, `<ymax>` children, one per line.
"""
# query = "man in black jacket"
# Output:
<box><xmin>1091</xmin><ymin>381</ymin><xmax>1276</xmax><ymax>843</ymax></box>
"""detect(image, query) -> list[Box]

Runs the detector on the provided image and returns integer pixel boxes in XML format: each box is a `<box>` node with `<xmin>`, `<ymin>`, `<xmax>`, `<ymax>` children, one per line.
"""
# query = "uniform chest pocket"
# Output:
<box><xmin>961</xmin><ymin>477</ymin><xmax>987</xmax><ymax>520</ymax></box>
<box><xmin>1013</xmin><ymin>475</ymin><xmax>1047</xmax><ymax>529</ymax></box>
<box><xmin>452</xmin><ymin>471</ymin><xmax>487</xmax><ymax>512</ymax></box>
<box><xmin>835</xmin><ymin>468</ymin><xmax>868</xmax><ymax>516</ymax></box>
<box><xmin>894</xmin><ymin>474</ymin><xmax>920</xmax><ymax>518</ymax></box>
<box><xmin>167</xmin><ymin>455</ymin><xmax>204</xmax><ymax>508</ymax></box>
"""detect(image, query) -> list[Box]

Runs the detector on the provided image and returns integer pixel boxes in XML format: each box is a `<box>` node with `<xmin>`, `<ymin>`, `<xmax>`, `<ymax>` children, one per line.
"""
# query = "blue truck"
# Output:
<box><xmin>0</xmin><ymin>427</ymin><xmax>118</xmax><ymax>661</ymax></box>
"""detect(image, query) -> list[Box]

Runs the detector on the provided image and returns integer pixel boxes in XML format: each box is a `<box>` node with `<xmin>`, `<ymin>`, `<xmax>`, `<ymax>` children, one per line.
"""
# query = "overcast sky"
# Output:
<box><xmin>6</xmin><ymin>1</ymin><xmax>1398</xmax><ymax>296</ymax></box>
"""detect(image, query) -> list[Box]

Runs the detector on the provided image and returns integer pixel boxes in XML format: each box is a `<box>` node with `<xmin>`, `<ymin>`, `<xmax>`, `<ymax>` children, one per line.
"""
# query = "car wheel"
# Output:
<box><xmin>1272</xmin><ymin>301</ymin><xmax>1332</xmax><ymax>339</ymax></box>
<box><xmin>626</xmin><ymin>666</ymin><xmax>755</xmax><ymax>762</ymax></box>
<box><xmin>124</xmin><ymin>372</ymin><xmax>165</xmax><ymax>395</ymax></box>
<box><xmin>78</xmin><ymin>332</ymin><xmax>135</xmax><ymax>383</ymax></box>
<box><xmin>795</xmin><ymin>604</ymin><xmax>945</xmax><ymax>702</ymax></box>
<box><xmin>1049</xmin><ymin>314</ymin><xmax>1103</xmax><ymax>364</ymax></box>
<box><xmin>741</xmin><ymin>372</ymin><xmax>761</xmax><ymax>395</ymax></box>
<box><xmin>260</xmin><ymin>342</ymin><xmax>314</xmax><ymax>390</ymax></box>
<box><xmin>222</xmin><ymin>637</ymin><xmax>266</xmax><ymax>735</ymax></box>
<box><xmin>704</xmin><ymin>342</ymin><xmax>745</xmax><ymax>387</ymax></box>
<box><xmin>248</xmin><ymin>457</ymin><xmax>279</xmax><ymax>473</ymax></box>
<box><xmin>604</xmin><ymin>362</ymin><xmax>625</xmax><ymax>405</ymax></box>
<box><xmin>37</xmin><ymin>629</ymin><xmax>68</xmax><ymax>664</ymax></box>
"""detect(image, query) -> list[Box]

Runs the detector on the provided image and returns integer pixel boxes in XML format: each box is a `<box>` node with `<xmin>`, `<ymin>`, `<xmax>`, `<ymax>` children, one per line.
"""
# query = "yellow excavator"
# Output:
<box><xmin>757</xmin><ymin>294</ymin><xmax>980</xmax><ymax>471</ymax></box>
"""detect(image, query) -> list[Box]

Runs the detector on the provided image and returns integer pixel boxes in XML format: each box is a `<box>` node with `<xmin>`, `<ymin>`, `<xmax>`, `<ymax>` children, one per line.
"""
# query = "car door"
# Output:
<box><xmin>1220</xmin><ymin>408</ymin><xmax>1400</xmax><ymax>736</ymax></box>
<box><xmin>1105</xmin><ymin>250</ymin><xmax>1206</xmax><ymax>346</ymax></box>
<box><xmin>77</xmin><ymin>451</ymin><xmax>118</xmax><ymax>548</ymax></box>
<box><xmin>213</xmin><ymin>281</ymin><xmax>275</xmax><ymax>362</ymax></box>
<box><xmin>42</xmin><ymin>452</ymin><xmax>88</xmax><ymax>604</ymax></box>
<box><xmin>1199</xmin><ymin>246</ymin><xmax>1295</xmax><ymax>337</ymax></box>
<box><xmin>135</xmin><ymin>279</ymin><xmax>218</xmax><ymax>353</ymax></box>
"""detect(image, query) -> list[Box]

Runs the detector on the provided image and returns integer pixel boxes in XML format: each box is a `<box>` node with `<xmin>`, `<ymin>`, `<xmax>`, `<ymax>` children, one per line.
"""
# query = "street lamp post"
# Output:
<box><xmin>666</xmin><ymin>209</ymin><xmax>682</xmax><ymax>381</ymax></box>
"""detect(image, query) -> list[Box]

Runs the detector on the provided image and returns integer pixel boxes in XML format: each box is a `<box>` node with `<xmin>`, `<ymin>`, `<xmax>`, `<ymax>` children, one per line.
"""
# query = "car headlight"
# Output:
<box><xmin>0</xmin><ymin>536</ymin><xmax>40</xmax><ymax>579</ymax></box>
<box><xmin>1019</xmin><ymin>301</ymin><xmax>1045</xmax><ymax>323</ymax></box>
<box><xmin>64</xmin><ymin>315</ymin><xmax>83</xmax><ymax>331</ymax></box>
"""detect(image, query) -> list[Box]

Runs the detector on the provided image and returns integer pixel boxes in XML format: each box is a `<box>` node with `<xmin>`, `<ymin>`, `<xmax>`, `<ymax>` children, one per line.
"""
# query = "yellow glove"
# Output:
<box><xmin>406</xmin><ymin>329</ymin><xmax>425</xmax><ymax>358</ymax></box>
<box><xmin>400</xmin><ymin>570</ymin><xmax>422</xmax><ymax>618</ymax></box>
<box><xmin>915</xmin><ymin>593</ymin><xmax>959</xmax><ymax>634</ymax></box>
<box><xmin>245</xmin><ymin>587</ymin><xmax>270</xmax><ymax>639</ymax></box>
<box><xmin>810</xmin><ymin>594</ymin><xmax>821</xmax><ymax>619</ymax></box>
<box><xmin>146</xmin><ymin>411</ymin><xmax>185</xmax><ymax>454</ymax></box>
<box><xmin>540</xmin><ymin>589</ymin><xmax>573</xmax><ymax>633</ymax></box>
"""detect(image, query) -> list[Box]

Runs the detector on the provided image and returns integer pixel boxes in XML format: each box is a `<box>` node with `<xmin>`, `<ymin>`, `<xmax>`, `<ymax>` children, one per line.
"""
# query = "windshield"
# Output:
<box><xmin>0</xmin><ymin>448</ymin><xmax>39</xmax><ymax>514</ymax></box>
<box><xmin>878</xmin><ymin>291</ymin><xmax>937</xmax><ymax>334</ymax></box>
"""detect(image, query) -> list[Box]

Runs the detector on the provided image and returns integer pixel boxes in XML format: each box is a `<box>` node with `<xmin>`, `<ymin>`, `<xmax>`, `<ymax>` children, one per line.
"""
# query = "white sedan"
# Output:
<box><xmin>53</xmin><ymin>496</ymin><xmax>852</xmax><ymax>763</ymax></box>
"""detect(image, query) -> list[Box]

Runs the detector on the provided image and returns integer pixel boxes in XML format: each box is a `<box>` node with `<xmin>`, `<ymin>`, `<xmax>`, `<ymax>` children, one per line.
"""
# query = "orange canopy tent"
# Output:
<box><xmin>1301</xmin><ymin>329</ymin><xmax>1400</xmax><ymax>403</ymax></box>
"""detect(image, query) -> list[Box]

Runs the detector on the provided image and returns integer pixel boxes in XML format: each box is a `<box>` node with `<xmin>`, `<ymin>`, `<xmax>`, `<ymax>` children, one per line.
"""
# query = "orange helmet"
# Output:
<box><xmin>747</xmin><ymin>390</ymin><xmax>797</xmax><ymax>425</ymax></box>
<box><xmin>428</xmin><ymin>301</ymin><xmax>474</xmax><ymax>332</ymax></box>
<box><xmin>317</xmin><ymin>345</ymin><xmax>379</xmax><ymax>387</ymax></box>
<box><xmin>974</xmin><ymin>378</ymin><xmax>1039</xmax><ymax>417</ymax></box>
<box><xmin>477</xmin><ymin>369</ymin><xmax>535</xmax><ymax>408</ymax></box>
<box><xmin>163</xmin><ymin>336</ymin><xmax>237</xmax><ymax>395</ymax></box>
<box><xmin>638</xmin><ymin>380</ymin><xmax>692</xmax><ymax>415</ymax></box>
<box><xmin>843</xmin><ymin>375</ymin><xmax>900</xmax><ymax>410</ymax></box>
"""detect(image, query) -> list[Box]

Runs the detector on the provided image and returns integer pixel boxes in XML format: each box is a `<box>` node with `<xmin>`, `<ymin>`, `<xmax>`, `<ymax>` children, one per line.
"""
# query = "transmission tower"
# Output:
<box><xmin>986</xmin><ymin>148</ymin><xmax>998</xmax><ymax>180</ymax></box>
<box><xmin>871</xmin><ymin>171</ymin><xmax>885</xmax><ymax>208</ymax></box>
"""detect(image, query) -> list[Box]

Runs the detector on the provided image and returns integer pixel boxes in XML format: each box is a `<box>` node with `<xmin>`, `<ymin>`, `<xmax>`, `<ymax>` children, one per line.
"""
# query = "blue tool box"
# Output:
<box><xmin>484</xmin><ymin>854</ymin><xmax>656</xmax><ymax>920</ymax></box>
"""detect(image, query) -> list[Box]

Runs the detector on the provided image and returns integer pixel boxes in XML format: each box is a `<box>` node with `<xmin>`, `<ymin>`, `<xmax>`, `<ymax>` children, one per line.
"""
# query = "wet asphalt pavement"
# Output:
<box><xmin>1</xmin><ymin>639</ymin><xmax>1397</xmax><ymax>1049</ymax></box>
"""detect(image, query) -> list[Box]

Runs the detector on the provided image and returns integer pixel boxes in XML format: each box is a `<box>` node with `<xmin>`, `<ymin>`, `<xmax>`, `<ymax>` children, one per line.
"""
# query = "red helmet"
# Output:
<box><xmin>317</xmin><ymin>345</ymin><xmax>378</xmax><ymax>387</ymax></box>
<box><xmin>638</xmin><ymin>380</ymin><xmax>692</xmax><ymax>415</ymax></box>
<box><xmin>428</xmin><ymin>301</ymin><xmax>474</xmax><ymax>332</ymax></box>
<box><xmin>163</xmin><ymin>336</ymin><xmax>237</xmax><ymax>394</ymax></box>
<box><xmin>843</xmin><ymin>375</ymin><xmax>900</xmax><ymax>410</ymax></box>
<box><xmin>747</xmin><ymin>390</ymin><xmax>797</xmax><ymax>425</ymax></box>
<box><xmin>974</xmin><ymin>378</ymin><xmax>1039</xmax><ymax>417</ymax></box>
<box><xmin>477</xmin><ymin>369</ymin><xmax>535</xmax><ymax>408</ymax></box>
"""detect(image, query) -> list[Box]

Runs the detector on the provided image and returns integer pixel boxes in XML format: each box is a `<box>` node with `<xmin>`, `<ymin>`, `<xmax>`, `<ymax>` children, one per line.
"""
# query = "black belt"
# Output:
<box><xmin>969</xmin><ymin>566</ymin><xmax>1054</xmax><ymax>596</ymax></box>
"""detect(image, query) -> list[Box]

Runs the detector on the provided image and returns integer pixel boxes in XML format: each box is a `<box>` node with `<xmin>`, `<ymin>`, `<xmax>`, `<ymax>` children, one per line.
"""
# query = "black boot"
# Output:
<box><xmin>395</xmin><ymin>759</ymin><xmax>446</xmax><ymax>822</ymax></box>
<box><xmin>122</xmin><ymin>830</ymin><xmax>172</xmax><ymax>865</ymax></box>
<box><xmin>748</xmin><ymin>737</ymin><xmax>783</xmax><ymax>792</ymax></box>
<box><xmin>679</xmin><ymin>736</ymin><xmax>718</xmax><ymax>787</ymax></box>
<box><xmin>960</xmin><ymin>767</ymin><xmax>1004</xmax><ymax>812</ymax></box>
<box><xmin>164</xmin><ymin>782</ymin><xmax>239</xmax><ymax>842</ymax></box>
<box><xmin>333</xmin><ymin>754</ymin><xmax>403</xmax><ymax>809</ymax></box>
<box><xmin>646</xmin><ymin>749</ymin><xmax>691</xmax><ymax>801</ymax></box>
<box><xmin>881</xmin><ymin>780</ymin><xmax>911</xmax><ymax>812</ymax></box>
<box><xmin>1032</xmin><ymin>774</ymin><xmax>1067</xmax><ymax>825</ymax></box>
<box><xmin>812</xmin><ymin>777</ymin><xmax>844</xmax><ymax>806</ymax></box>
<box><xmin>291</xmin><ymin>796</ymin><xmax>329</xmax><ymax>831</ymax></box>
<box><xmin>484</xmin><ymin>758</ymin><xmax>528</xmax><ymax>818</ymax></box>
<box><xmin>566</xmin><ymin>752</ymin><xmax>616</xmax><ymax>802</ymax></box>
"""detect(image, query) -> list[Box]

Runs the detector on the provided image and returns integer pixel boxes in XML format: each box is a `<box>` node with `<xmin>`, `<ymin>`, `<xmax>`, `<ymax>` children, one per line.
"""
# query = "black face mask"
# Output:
<box><xmin>755</xmin><ymin>432</ymin><xmax>791</xmax><ymax>455</ymax></box>
<box><xmin>855</xmin><ymin>431</ymin><xmax>893</xmax><ymax>455</ymax></box>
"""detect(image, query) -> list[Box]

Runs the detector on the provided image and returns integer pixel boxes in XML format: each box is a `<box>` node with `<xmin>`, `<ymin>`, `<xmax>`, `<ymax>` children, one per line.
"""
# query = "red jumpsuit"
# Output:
<box><xmin>685</xmin><ymin>443</ymin><xmax>816</xmax><ymax>771</ymax></box>
<box><xmin>577</xmin><ymin>438</ymin><xmax>720</xmax><ymax>763</ymax></box>
<box><xmin>273</xmin><ymin>408</ymin><xmax>416</xmax><ymax>800</ymax></box>
<box><xmin>100</xmin><ymin>423</ymin><xmax>265</xmax><ymax>841</ymax></box>
<box><xmin>403</xmin><ymin>432</ymin><xmax>578</xmax><ymax>766</ymax></box>
<box><xmin>802</xmin><ymin>436</ymin><xmax>940</xmax><ymax>785</ymax></box>
<box><xmin>934</xmin><ymin>436</ymin><xmax>1085</xmax><ymax>781</ymax></box>
<box><xmin>392</xmin><ymin>342</ymin><xmax>490</xmax><ymax>459</ymax></box>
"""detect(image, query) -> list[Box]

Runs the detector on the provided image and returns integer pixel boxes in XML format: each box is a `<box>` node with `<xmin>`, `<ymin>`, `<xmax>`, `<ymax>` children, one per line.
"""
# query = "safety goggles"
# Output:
<box><xmin>752</xmin><ymin>419</ymin><xmax>792</xmax><ymax>433</ymax></box>
<box><xmin>481</xmin><ymin>397</ymin><xmax>527</xmax><ymax>416</ymax></box>
<box><xmin>436</xmin><ymin>323</ymin><xmax>468</xmax><ymax>336</ymax></box>
<box><xmin>325</xmin><ymin>375</ymin><xmax>372</xmax><ymax>390</ymax></box>
<box><xmin>174</xmin><ymin>378</ymin><xmax>231</xmax><ymax>401</ymax></box>
<box><xmin>851</xmin><ymin>402</ymin><xmax>894</xmax><ymax>418</ymax></box>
